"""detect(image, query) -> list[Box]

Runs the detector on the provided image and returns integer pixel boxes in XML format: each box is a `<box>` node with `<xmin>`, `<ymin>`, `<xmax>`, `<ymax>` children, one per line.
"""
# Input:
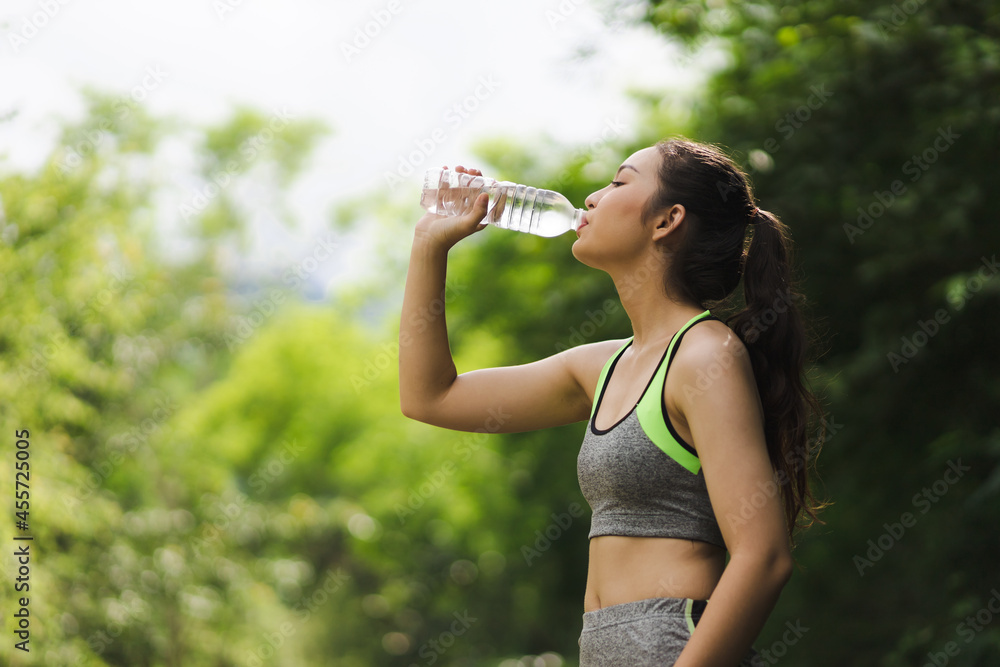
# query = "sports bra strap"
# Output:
<box><xmin>589</xmin><ymin>310</ymin><xmax>714</xmax><ymax>424</ymax></box>
<box><xmin>636</xmin><ymin>310</ymin><xmax>714</xmax><ymax>473</ymax></box>
<box><xmin>589</xmin><ymin>338</ymin><xmax>633</xmax><ymax>420</ymax></box>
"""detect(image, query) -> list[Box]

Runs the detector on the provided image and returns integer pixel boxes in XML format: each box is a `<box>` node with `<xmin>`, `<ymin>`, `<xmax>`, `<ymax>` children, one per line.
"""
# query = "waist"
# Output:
<box><xmin>584</xmin><ymin>535</ymin><xmax>725</xmax><ymax>612</ymax></box>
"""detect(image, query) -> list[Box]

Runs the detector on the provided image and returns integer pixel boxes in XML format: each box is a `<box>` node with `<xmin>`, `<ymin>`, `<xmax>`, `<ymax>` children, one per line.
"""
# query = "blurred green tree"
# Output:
<box><xmin>4</xmin><ymin>0</ymin><xmax>998</xmax><ymax>664</ymax></box>
<box><xmin>0</xmin><ymin>93</ymin><xmax>330</xmax><ymax>667</ymax></box>
<box><xmin>636</xmin><ymin>0</ymin><xmax>1000</xmax><ymax>663</ymax></box>
<box><xmin>340</xmin><ymin>0</ymin><xmax>1000</xmax><ymax>663</ymax></box>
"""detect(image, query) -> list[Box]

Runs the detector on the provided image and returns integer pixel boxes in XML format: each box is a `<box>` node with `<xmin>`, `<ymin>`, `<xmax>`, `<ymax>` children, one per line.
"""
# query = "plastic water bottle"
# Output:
<box><xmin>420</xmin><ymin>168</ymin><xmax>585</xmax><ymax>237</ymax></box>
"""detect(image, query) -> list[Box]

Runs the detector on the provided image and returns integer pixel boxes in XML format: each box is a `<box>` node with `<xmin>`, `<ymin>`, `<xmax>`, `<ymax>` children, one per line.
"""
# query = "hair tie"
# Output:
<box><xmin>749</xmin><ymin>206</ymin><xmax>761</xmax><ymax>224</ymax></box>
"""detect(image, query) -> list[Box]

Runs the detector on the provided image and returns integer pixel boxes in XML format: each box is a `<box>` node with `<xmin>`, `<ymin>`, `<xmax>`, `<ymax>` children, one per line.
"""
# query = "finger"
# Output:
<box><xmin>488</xmin><ymin>189</ymin><xmax>506</xmax><ymax>223</ymax></box>
<box><xmin>468</xmin><ymin>192</ymin><xmax>489</xmax><ymax>223</ymax></box>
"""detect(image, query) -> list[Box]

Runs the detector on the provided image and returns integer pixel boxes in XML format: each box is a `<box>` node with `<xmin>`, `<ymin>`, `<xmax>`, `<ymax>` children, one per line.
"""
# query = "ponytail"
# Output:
<box><xmin>729</xmin><ymin>209</ymin><xmax>827</xmax><ymax>539</ymax></box>
<box><xmin>647</xmin><ymin>139</ymin><xmax>827</xmax><ymax>543</ymax></box>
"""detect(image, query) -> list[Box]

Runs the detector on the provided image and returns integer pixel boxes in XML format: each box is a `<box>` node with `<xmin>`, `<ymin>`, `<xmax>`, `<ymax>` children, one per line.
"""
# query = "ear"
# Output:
<box><xmin>650</xmin><ymin>204</ymin><xmax>686</xmax><ymax>243</ymax></box>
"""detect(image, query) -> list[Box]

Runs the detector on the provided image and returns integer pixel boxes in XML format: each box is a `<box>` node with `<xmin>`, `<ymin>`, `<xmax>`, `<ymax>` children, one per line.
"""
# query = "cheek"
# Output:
<box><xmin>619</xmin><ymin>196</ymin><xmax>646</xmax><ymax>221</ymax></box>
<box><xmin>601</xmin><ymin>189</ymin><xmax>646</xmax><ymax>226</ymax></box>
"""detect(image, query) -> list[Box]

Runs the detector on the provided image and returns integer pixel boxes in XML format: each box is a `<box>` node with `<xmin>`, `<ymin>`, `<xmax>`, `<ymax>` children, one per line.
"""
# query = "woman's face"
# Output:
<box><xmin>571</xmin><ymin>146</ymin><xmax>665</xmax><ymax>270</ymax></box>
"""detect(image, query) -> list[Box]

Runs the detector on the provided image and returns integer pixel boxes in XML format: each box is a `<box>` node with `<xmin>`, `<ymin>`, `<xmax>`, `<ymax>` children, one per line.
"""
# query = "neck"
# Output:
<box><xmin>608</xmin><ymin>252</ymin><xmax>704</xmax><ymax>352</ymax></box>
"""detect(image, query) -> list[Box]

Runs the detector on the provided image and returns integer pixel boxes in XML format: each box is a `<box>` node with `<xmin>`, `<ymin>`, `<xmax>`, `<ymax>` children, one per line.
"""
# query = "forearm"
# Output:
<box><xmin>673</xmin><ymin>552</ymin><xmax>792</xmax><ymax>667</ymax></box>
<box><xmin>398</xmin><ymin>232</ymin><xmax>458</xmax><ymax>418</ymax></box>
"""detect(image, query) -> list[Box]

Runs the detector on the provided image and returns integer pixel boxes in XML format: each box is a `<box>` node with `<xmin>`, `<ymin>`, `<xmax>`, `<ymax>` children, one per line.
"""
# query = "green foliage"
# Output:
<box><xmin>4</xmin><ymin>0</ymin><xmax>998</xmax><ymax>664</ymax></box>
<box><xmin>644</xmin><ymin>0</ymin><xmax>1000</xmax><ymax>663</ymax></box>
<box><xmin>0</xmin><ymin>94</ymin><xmax>327</xmax><ymax>666</ymax></box>
<box><xmin>201</xmin><ymin>106</ymin><xmax>329</xmax><ymax>187</ymax></box>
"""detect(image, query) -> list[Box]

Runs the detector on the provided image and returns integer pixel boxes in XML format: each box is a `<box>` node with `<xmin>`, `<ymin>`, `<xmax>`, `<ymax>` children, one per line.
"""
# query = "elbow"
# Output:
<box><xmin>773</xmin><ymin>550</ymin><xmax>794</xmax><ymax>587</ymax></box>
<box><xmin>399</xmin><ymin>395</ymin><xmax>424</xmax><ymax>422</ymax></box>
<box><xmin>400</xmin><ymin>394</ymin><xmax>436</xmax><ymax>424</ymax></box>
<box><xmin>400</xmin><ymin>380</ymin><xmax>452</xmax><ymax>424</ymax></box>
<box><xmin>756</xmin><ymin>542</ymin><xmax>794</xmax><ymax>587</ymax></box>
<box><xmin>732</xmin><ymin>545</ymin><xmax>794</xmax><ymax>590</ymax></box>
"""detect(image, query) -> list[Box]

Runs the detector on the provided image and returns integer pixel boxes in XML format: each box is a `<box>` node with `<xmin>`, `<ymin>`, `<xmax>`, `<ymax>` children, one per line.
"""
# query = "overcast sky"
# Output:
<box><xmin>0</xmin><ymin>0</ymin><xmax>708</xmax><ymax>296</ymax></box>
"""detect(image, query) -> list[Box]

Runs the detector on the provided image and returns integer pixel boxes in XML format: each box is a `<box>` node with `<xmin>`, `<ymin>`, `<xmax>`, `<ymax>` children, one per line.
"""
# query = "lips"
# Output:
<box><xmin>576</xmin><ymin>217</ymin><xmax>589</xmax><ymax>237</ymax></box>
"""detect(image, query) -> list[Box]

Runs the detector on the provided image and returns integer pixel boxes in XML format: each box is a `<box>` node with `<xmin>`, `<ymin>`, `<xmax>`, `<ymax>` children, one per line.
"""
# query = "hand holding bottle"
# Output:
<box><xmin>414</xmin><ymin>165</ymin><xmax>498</xmax><ymax>250</ymax></box>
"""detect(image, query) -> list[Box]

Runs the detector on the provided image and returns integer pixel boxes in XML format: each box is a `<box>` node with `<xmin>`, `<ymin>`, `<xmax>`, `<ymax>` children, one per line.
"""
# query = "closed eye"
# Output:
<box><xmin>611</xmin><ymin>181</ymin><xmax>625</xmax><ymax>187</ymax></box>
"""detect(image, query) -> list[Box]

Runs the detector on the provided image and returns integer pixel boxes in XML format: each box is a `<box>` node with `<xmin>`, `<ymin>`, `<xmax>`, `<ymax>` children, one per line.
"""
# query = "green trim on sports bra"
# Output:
<box><xmin>590</xmin><ymin>310</ymin><xmax>713</xmax><ymax>475</ymax></box>
<box><xmin>589</xmin><ymin>343</ymin><xmax>621</xmax><ymax>421</ymax></box>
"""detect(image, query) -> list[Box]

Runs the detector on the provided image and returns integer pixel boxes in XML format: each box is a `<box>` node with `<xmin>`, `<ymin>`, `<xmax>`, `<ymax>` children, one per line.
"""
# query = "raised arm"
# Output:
<box><xmin>399</xmin><ymin>166</ymin><xmax>613</xmax><ymax>433</ymax></box>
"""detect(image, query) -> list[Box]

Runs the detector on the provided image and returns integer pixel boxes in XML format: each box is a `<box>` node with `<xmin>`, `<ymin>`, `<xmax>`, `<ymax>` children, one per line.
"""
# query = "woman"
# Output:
<box><xmin>399</xmin><ymin>138</ymin><xmax>824</xmax><ymax>666</ymax></box>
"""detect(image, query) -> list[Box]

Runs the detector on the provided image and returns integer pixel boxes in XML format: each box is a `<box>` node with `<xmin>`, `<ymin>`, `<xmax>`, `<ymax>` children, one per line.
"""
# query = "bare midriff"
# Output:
<box><xmin>584</xmin><ymin>535</ymin><xmax>726</xmax><ymax>612</ymax></box>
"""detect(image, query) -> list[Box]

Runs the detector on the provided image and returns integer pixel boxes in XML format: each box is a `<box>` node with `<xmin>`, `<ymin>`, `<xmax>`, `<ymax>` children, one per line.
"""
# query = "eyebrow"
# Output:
<box><xmin>615</xmin><ymin>164</ymin><xmax>639</xmax><ymax>176</ymax></box>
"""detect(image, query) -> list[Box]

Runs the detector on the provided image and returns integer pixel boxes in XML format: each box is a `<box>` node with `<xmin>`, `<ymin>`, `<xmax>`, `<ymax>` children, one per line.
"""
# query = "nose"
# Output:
<box><xmin>584</xmin><ymin>188</ymin><xmax>602</xmax><ymax>210</ymax></box>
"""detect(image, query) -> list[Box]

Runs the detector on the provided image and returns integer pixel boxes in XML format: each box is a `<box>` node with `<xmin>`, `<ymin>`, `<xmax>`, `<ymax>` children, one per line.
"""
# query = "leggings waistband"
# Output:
<box><xmin>582</xmin><ymin>597</ymin><xmax>707</xmax><ymax>632</ymax></box>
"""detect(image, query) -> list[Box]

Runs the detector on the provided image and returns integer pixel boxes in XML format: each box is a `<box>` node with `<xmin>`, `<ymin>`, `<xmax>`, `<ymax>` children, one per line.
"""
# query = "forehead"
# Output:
<box><xmin>622</xmin><ymin>146</ymin><xmax>661</xmax><ymax>173</ymax></box>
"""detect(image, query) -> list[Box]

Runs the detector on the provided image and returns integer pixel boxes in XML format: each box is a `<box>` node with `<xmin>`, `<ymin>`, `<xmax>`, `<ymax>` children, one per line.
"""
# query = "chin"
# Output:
<box><xmin>571</xmin><ymin>239</ymin><xmax>603</xmax><ymax>271</ymax></box>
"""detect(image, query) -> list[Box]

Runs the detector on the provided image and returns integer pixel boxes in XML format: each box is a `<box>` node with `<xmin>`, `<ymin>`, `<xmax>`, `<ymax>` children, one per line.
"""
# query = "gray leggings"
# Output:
<box><xmin>578</xmin><ymin>597</ymin><xmax>761</xmax><ymax>666</ymax></box>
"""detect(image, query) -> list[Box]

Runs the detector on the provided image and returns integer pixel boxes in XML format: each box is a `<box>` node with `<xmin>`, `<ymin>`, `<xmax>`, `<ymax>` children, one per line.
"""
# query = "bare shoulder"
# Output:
<box><xmin>560</xmin><ymin>338</ymin><xmax>631</xmax><ymax>400</ymax></box>
<box><xmin>669</xmin><ymin>319</ymin><xmax>755</xmax><ymax>390</ymax></box>
<box><xmin>665</xmin><ymin>319</ymin><xmax>764</xmax><ymax>446</ymax></box>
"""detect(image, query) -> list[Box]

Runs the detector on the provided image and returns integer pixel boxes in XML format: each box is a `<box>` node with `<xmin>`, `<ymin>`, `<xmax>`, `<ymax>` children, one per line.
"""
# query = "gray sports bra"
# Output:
<box><xmin>576</xmin><ymin>310</ymin><xmax>726</xmax><ymax>547</ymax></box>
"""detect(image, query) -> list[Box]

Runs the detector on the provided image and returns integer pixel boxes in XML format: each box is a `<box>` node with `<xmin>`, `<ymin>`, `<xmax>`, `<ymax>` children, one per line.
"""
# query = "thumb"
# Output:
<box><xmin>468</xmin><ymin>192</ymin><xmax>490</xmax><ymax>230</ymax></box>
<box><xmin>474</xmin><ymin>192</ymin><xmax>489</xmax><ymax>216</ymax></box>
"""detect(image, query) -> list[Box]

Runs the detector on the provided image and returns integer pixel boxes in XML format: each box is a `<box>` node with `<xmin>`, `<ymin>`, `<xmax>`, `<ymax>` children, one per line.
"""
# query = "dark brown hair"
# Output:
<box><xmin>643</xmin><ymin>138</ymin><xmax>826</xmax><ymax>541</ymax></box>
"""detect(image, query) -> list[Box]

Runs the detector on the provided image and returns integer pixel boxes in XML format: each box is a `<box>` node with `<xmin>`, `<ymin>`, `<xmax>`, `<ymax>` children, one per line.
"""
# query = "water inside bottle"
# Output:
<box><xmin>488</xmin><ymin>185</ymin><xmax>582</xmax><ymax>237</ymax></box>
<box><xmin>419</xmin><ymin>168</ymin><xmax>583</xmax><ymax>237</ymax></box>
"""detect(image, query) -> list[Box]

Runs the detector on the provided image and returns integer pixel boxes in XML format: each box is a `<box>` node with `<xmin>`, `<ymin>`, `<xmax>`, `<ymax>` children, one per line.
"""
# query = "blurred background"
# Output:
<box><xmin>1</xmin><ymin>0</ymin><xmax>998</xmax><ymax>665</ymax></box>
